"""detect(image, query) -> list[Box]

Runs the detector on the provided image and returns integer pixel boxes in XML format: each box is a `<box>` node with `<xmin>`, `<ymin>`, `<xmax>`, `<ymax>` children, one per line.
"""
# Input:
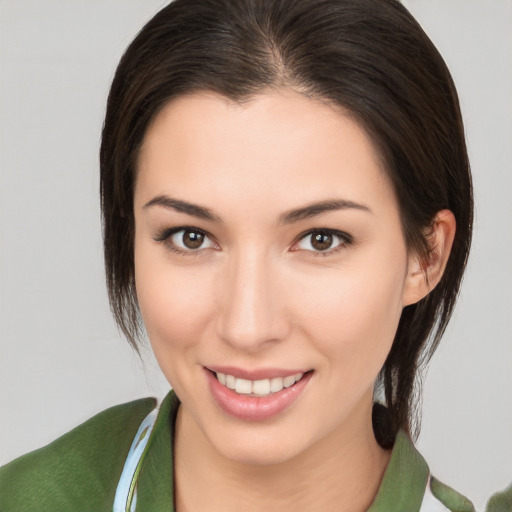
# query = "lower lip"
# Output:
<box><xmin>206</xmin><ymin>369</ymin><xmax>313</xmax><ymax>421</ymax></box>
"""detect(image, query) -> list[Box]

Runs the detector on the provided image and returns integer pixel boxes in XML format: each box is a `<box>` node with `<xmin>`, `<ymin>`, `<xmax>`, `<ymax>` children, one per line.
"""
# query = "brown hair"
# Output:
<box><xmin>100</xmin><ymin>0</ymin><xmax>472</xmax><ymax>443</ymax></box>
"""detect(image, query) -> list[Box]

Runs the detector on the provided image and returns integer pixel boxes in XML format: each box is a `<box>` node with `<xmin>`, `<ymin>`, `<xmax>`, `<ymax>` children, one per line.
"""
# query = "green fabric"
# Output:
<box><xmin>135</xmin><ymin>392</ymin><xmax>179</xmax><ymax>511</ymax></box>
<box><xmin>0</xmin><ymin>390</ymin><xmax>480</xmax><ymax>511</ymax></box>
<box><xmin>0</xmin><ymin>397</ymin><xmax>155</xmax><ymax>512</ymax></box>
<box><xmin>430</xmin><ymin>476</ymin><xmax>475</xmax><ymax>512</ymax></box>
<box><xmin>367</xmin><ymin>430</ymin><xmax>429</xmax><ymax>512</ymax></box>
<box><xmin>486</xmin><ymin>483</ymin><xmax>512</xmax><ymax>512</ymax></box>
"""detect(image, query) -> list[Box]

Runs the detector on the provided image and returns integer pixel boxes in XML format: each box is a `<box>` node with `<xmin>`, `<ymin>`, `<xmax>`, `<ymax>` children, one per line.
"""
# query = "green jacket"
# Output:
<box><xmin>0</xmin><ymin>390</ymin><xmax>507</xmax><ymax>511</ymax></box>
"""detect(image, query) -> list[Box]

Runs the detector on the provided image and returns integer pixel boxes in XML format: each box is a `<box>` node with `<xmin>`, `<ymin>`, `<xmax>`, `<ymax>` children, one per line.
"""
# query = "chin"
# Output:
<box><xmin>206</xmin><ymin>424</ymin><xmax>313</xmax><ymax>467</ymax></box>
<box><xmin>221</xmin><ymin>441</ymin><xmax>303</xmax><ymax>467</ymax></box>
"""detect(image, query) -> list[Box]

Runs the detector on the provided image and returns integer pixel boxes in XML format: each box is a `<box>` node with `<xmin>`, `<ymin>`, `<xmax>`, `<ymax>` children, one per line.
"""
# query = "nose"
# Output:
<box><xmin>216</xmin><ymin>249</ymin><xmax>289</xmax><ymax>352</ymax></box>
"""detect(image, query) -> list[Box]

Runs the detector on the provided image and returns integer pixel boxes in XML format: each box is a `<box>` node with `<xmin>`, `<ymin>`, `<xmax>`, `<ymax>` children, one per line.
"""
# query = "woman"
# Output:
<box><xmin>0</xmin><ymin>0</ymin><xmax>508</xmax><ymax>510</ymax></box>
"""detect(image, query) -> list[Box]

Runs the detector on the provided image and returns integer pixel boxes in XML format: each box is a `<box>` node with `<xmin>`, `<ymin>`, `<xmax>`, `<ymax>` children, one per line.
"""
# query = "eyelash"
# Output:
<box><xmin>293</xmin><ymin>228</ymin><xmax>353</xmax><ymax>257</ymax></box>
<box><xmin>154</xmin><ymin>226</ymin><xmax>215</xmax><ymax>257</ymax></box>
<box><xmin>153</xmin><ymin>226</ymin><xmax>353</xmax><ymax>257</ymax></box>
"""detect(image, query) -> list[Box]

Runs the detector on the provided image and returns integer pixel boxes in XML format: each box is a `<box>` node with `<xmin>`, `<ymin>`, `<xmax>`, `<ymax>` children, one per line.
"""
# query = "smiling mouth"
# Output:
<box><xmin>214</xmin><ymin>371</ymin><xmax>308</xmax><ymax>397</ymax></box>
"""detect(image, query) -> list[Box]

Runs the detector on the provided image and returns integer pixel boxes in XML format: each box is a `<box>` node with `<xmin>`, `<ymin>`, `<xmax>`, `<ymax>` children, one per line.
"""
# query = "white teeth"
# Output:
<box><xmin>215</xmin><ymin>372</ymin><xmax>304</xmax><ymax>396</ymax></box>
<box><xmin>270</xmin><ymin>377</ymin><xmax>284</xmax><ymax>393</ymax></box>
<box><xmin>252</xmin><ymin>379</ymin><xmax>271</xmax><ymax>396</ymax></box>
<box><xmin>283</xmin><ymin>375</ymin><xmax>296</xmax><ymax>388</ymax></box>
<box><xmin>225</xmin><ymin>374</ymin><xmax>236</xmax><ymax>389</ymax></box>
<box><xmin>235</xmin><ymin>378</ymin><xmax>252</xmax><ymax>394</ymax></box>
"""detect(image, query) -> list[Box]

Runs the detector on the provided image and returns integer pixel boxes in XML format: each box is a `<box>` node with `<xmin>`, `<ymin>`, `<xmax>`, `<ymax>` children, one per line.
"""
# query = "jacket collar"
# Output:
<box><xmin>367</xmin><ymin>430</ymin><xmax>429</xmax><ymax>511</ymax></box>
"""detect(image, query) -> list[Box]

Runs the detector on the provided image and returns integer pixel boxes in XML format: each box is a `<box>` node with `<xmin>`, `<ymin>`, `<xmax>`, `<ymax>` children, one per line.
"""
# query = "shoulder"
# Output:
<box><xmin>0</xmin><ymin>397</ymin><xmax>156</xmax><ymax>512</ymax></box>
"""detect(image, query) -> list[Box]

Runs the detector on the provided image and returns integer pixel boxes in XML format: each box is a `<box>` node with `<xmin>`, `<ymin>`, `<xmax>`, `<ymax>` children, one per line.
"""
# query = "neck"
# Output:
<box><xmin>173</xmin><ymin>396</ymin><xmax>391</xmax><ymax>512</ymax></box>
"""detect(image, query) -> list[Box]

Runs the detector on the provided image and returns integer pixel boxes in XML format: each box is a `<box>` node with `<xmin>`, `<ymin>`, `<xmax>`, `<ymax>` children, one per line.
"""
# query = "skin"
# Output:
<box><xmin>133</xmin><ymin>89</ymin><xmax>455</xmax><ymax>512</ymax></box>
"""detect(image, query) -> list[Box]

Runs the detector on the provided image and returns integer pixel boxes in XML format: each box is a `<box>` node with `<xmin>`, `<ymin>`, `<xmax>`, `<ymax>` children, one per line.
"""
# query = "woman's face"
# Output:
<box><xmin>134</xmin><ymin>90</ymin><xmax>419</xmax><ymax>465</ymax></box>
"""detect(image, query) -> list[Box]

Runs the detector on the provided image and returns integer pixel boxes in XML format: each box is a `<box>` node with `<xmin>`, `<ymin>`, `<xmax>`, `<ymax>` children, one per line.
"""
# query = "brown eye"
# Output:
<box><xmin>295</xmin><ymin>229</ymin><xmax>351</xmax><ymax>254</ymax></box>
<box><xmin>182</xmin><ymin>230</ymin><xmax>205</xmax><ymax>249</ymax></box>
<box><xmin>165</xmin><ymin>228</ymin><xmax>215</xmax><ymax>253</ymax></box>
<box><xmin>311</xmin><ymin>232</ymin><xmax>333</xmax><ymax>251</ymax></box>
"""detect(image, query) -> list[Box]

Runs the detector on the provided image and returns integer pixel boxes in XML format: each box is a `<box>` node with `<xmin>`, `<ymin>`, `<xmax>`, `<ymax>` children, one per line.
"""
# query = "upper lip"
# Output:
<box><xmin>206</xmin><ymin>366</ymin><xmax>310</xmax><ymax>381</ymax></box>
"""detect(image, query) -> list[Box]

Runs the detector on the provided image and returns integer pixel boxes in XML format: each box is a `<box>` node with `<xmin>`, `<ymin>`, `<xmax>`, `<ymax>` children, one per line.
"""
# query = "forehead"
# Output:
<box><xmin>135</xmin><ymin>90</ymin><xmax>396</xmax><ymax>219</ymax></box>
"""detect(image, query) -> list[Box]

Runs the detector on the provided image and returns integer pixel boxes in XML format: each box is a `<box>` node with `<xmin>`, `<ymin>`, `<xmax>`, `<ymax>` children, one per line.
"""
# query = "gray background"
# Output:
<box><xmin>1</xmin><ymin>1</ymin><xmax>511</xmax><ymax>509</ymax></box>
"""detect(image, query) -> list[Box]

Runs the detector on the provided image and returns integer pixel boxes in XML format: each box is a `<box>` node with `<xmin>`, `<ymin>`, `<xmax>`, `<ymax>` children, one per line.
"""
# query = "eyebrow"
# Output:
<box><xmin>278</xmin><ymin>199</ymin><xmax>371</xmax><ymax>224</ymax></box>
<box><xmin>143</xmin><ymin>195</ymin><xmax>222</xmax><ymax>222</ymax></box>
<box><xmin>143</xmin><ymin>195</ymin><xmax>371</xmax><ymax>224</ymax></box>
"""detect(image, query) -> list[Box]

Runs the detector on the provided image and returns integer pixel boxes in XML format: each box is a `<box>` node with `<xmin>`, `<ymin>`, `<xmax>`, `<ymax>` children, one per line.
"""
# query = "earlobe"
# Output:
<box><xmin>402</xmin><ymin>210</ymin><xmax>456</xmax><ymax>307</ymax></box>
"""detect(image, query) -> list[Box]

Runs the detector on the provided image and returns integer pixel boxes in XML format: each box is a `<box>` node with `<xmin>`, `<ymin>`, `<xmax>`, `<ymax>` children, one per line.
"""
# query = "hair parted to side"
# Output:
<box><xmin>100</xmin><ymin>0</ymin><xmax>472</xmax><ymax>443</ymax></box>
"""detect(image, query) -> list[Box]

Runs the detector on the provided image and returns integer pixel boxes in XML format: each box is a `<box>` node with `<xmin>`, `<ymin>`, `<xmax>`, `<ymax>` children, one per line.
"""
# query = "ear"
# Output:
<box><xmin>402</xmin><ymin>209</ymin><xmax>456</xmax><ymax>307</ymax></box>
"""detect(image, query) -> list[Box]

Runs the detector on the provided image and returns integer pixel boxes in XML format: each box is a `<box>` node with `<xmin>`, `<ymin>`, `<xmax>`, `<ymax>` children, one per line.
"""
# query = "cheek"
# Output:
<box><xmin>134</xmin><ymin>244</ymin><xmax>214</xmax><ymax>354</ymax></box>
<box><xmin>292</xmin><ymin>256</ymin><xmax>406</xmax><ymax>373</ymax></box>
